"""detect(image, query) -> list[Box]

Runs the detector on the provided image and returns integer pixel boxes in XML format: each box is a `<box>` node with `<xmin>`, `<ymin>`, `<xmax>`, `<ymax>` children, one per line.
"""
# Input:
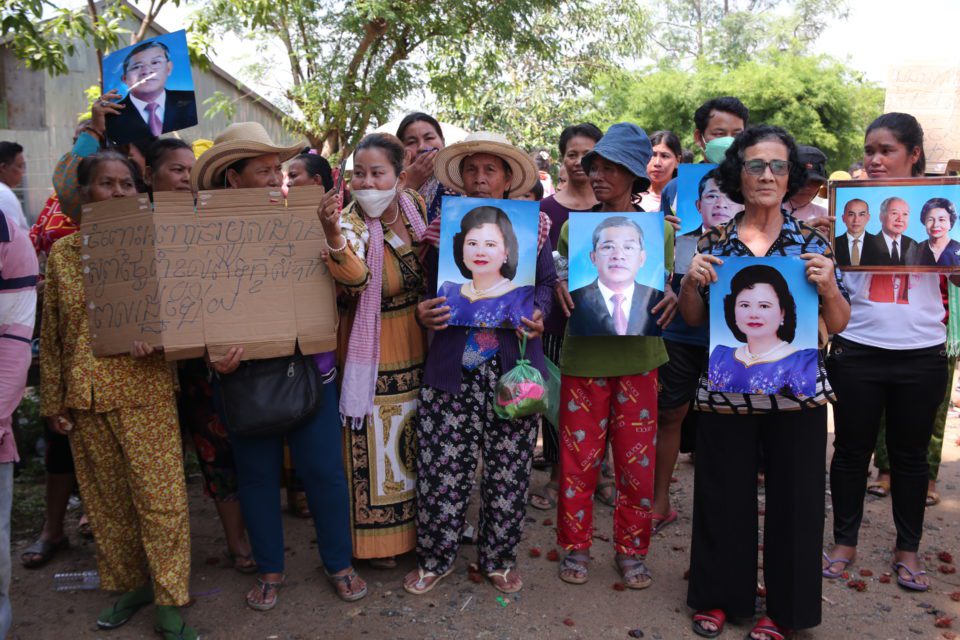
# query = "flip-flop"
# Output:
<box><xmin>692</xmin><ymin>609</ymin><xmax>726</xmax><ymax>638</ymax></box>
<box><xmin>866</xmin><ymin>480</ymin><xmax>890</xmax><ymax>498</ymax></box>
<box><xmin>403</xmin><ymin>567</ymin><xmax>453</xmax><ymax>595</ymax></box>
<box><xmin>326</xmin><ymin>567</ymin><xmax>367</xmax><ymax>602</ymax></box>
<box><xmin>821</xmin><ymin>551</ymin><xmax>853</xmax><ymax>579</ymax></box>
<box><xmin>746</xmin><ymin>615</ymin><xmax>791</xmax><ymax>640</ymax></box>
<box><xmin>926</xmin><ymin>491</ymin><xmax>940</xmax><ymax>507</ymax></box>
<box><xmin>487</xmin><ymin>567</ymin><xmax>523</xmax><ymax>593</ymax></box>
<box><xmin>893</xmin><ymin>561</ymin><xmax>929</xmax><ymax>592</ymax></box>
<box><xmin>530</xmin><ymin>481</ymin><xmax>559</xmax><ymax>510</ymax></box>
<box><xmin>652</xmin><ymin>510</ymin><xmax>678</xmax><ymax>535</ymax></box>
<box><xmin>20</xmin><ymin>537</ymin><xmax>69</xmax><ymax>569</ymax></box>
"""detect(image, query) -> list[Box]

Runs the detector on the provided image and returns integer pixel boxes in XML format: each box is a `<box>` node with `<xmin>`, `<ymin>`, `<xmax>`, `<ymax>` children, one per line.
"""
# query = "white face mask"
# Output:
<box><xmin>352</xmin><ymin>180</ymin><xmax>398</xmax><ymax>218</ymax></box>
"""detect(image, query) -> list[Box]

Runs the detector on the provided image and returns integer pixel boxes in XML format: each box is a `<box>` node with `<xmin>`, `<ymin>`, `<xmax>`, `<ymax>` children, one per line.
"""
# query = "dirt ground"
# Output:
<box><xmin>8</xmin><ymin>412</ymin><xmax>960</xmax><ymax>640</ymax></box>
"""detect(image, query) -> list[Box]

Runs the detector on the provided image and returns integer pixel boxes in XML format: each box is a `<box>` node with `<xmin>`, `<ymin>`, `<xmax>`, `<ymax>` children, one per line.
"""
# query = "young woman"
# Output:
<box><xmin>552</xmin><ymin>123</ymin><xmax>677</xmax><ymax>590</ymax></box>
<box><xmin>397</xmin><ymin>112</ymin><xmax>455</xmax><ymax>223</ymax></box>
<box><xmin>681</xmin><ymin>125</ymin><xmax>849</xmax><ymax>640</ymax></box>
<box><xmin>824</xmin><ymin>113</ymin><xmax>951</xmax><ymax>594</ymax></box>
<box><xmin>639</xmin><ymin>130</ymin><xmax>681</xmax><ymax>212</ymax></box>
<box><xmin>40</xmin><ymin>151</ymin><xmax>197</xmax><ymax>639</ymax></box>
<box><xmin>317</xmin><ymin>133</ymin><xmax>428</xmax><ymax>569</ymax></box>
<box><xmin>191</xmin><ymin>122</ymin><xmax>364</xmax><ymax>609</ymax></box>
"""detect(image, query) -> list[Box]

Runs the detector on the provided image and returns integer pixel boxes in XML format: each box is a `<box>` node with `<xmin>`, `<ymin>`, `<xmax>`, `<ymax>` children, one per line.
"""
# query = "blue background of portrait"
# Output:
<box><xmin>676</xmin><ymin>163</ymin><xmax>719</xmax><ymax>235</ymax></box>
<box><xmin>567</xmin><ymin>211</ymin><xmax>666</xmax><ymax>292</ymax></box>
<box><xmin>437</xmin><ymin>196</ymin><xmax>539</xmax><ymax>291</ymax></box>
<box><xmin>102</xmin><ymin>29</ymin><xmax>195</xmax><ymax>98</ymax></box>
<box><xmin>834</xmin><ymin>182</ymin><xmax>960</xmax><ymax>244</ymax></box>
<box><xmin>709</xmin><ymin>256</ymin><xmax>819</xmax><ymax>352</ymax></box>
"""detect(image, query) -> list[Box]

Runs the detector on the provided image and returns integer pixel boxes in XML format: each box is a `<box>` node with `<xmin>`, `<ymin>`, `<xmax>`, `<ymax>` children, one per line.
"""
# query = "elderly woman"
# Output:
<box><xmin>317</xmin><ymin>132</ymin><xmax>428</xmax><ymax>569</ymax></box>
<box><xmin>552</xmin><ymin>123</ymin><xmax>677</xmax><ymax>589</ymax></box>
<box><xmin>403</xmin><ymin>132</ymin><xmax>556</xmax><ymax>595</ymax></box>
<box><xmin>40</xmin><ymin>150</ymin><xmax>196</xmax><ymax>639</ymax></box>
<box><xmin>191</xmin><ymin>122</ymin><xmax>364</xmax><ymax>609</ymax></box>
<box><xmin>906</xmin><ymin>197</ymin><xmax>960</xmax><ymax>267</ymax></box>
<box><xmin>679</xmin><ymin>125</ymin><xmax>849</xmax><ymax>640</ymax></box>
<box><xmin>824</xmin><ymin>113</ymin><xmax>954</xmax><ymax>595</ymax></box>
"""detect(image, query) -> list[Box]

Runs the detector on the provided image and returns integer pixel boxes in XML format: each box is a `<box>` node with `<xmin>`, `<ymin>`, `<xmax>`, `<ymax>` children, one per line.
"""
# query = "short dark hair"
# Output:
<box><xmin>355</xmin><ymin>133</ymin><xmax>405</xmax><ymax>176</ymax></box>
<box><xmin>559</xmin><ymin>123</ymin><xmax>603</xmax><ymax>156</ymax></box>
<box><xmin>920</xmin><ymin>197</ymin><xmax>956</xmax><ymax>228</ymax></box>
<box><xmin>453</xmin><ymin>206</ymin><xmax>519</xmax><ymax>280</ymax></box>
<box><xmin>527</xmin><ymin>179</ymin><xmax>544</xmax><ymax>201</ymax></box>
<box><xmin>122</xmin><ymin>40</ymin><xmax>170</xmax><ymax>74</ymax></box>
<box><xmin>591</xmin><ymin>216</ymin><xmax>644</xmax><ymax>251</ymax></box>
<box><xmin>290</xmin><ymin>152</ymin><xmax>333</xmax><ymax>191</ymax></box>
<box><xmin>145</xmin><ymin>137</ymin><xmax>191</xmax><ymax>172</ymax></box>
<box><xmin>848</xmin><ymin>161</ymin><xmax>864</xmax><ymax>174</ymax></box>
<box><xmin>77</xmin><ymin>150</ymin><xmax>141</xmax><ymax>199</ymax></box>
<box><xmin>693</xmin><ymin>97</ymin><xmax>749</xmax><ymax>135</ymax></box>
<box><xmin>0</xmin><ymin>142</ymin><xmax>23</xmax><ymax>166</ymax></box>
<box><xmin>697</xmin><ymin>168</ymin><xmax>720</xmax><ymax>200</ymax></box>
<box><xmin>681</xmin><ymin>149</ymin><xmax>695</xmax><ymax>164</ymax></box>
<box><xmin>723</xmin><ymin>264</ymin><xmax>797</xmax><ymax>343</ymax></box>
<box><xmin>714</xmin><ymin>125</ymin><xmax>807</xmax><ymax>205</ymax></box>
<box><xmin>396</xmin><ymin>112</ymin><xmax>444</xmax><ymax>144</ymax></box>
<box><xmin>866</xmin><ymin>113</ymin><xmax>925</xmax><ymax>177</ymax></box>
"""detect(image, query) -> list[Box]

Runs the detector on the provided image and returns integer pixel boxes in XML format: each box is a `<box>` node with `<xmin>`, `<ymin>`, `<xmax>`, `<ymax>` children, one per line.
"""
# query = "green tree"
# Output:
<box><xmin>591</xmin><ymin>52</ymin><xmax>883</xmax><ymax>171</ymax></box>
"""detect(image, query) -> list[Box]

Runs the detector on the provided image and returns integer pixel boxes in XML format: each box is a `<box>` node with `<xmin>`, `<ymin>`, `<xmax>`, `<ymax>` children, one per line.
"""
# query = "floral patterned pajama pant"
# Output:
<box><xmin>557</xmin><ymin>372</ymin><xmax>657</xmax><ymax>557</ymax></box>
<box><xmin>69</xmin><ymin>398</ymin><xmax>190</xmax><ymax>606</ymax></box>
<box><xmin>414</xmin><ymin>357</ymin><xmax>539</xmax><ymax>575</ymax></box>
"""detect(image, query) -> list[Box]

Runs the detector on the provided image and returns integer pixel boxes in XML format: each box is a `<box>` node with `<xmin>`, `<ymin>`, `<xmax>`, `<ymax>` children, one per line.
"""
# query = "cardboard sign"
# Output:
<box><xmin>885</xmin><ymin>63</ymin><xmax>960</xmax><ymax>175</ymax></box>
<box><xmin>80</xmin><ymin>186</ymin><xmax>338</xmax><ymax>361</ymax></box>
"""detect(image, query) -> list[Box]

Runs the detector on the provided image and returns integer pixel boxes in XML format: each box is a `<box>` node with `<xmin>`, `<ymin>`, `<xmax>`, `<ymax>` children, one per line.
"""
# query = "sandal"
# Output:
<box><xmin>559</xmin><ymin>552</ymin><xmax>590</xmax><ymax>585</ymax></box>
<box><xmin>692</xmin><ymin>609</ymin><xmax>726</xmax><ymax>638</ymax></box>
<box><xmin>821</xmin><ymin>551</ymin><xmax>853</xmax><ymax>579</ymax></box>
<box><xmin>225</xmin><ymin>550</ymin><xmax>258</xmax><ymax>574</ymax></box>
<box><xmin>746</xmin><ymin>615</ymin><xmax>791</xmax><ymax>640</ymax></box>
<box><xmin>403</xmin><ymin>566</ymin><xmax>452</xmax><ymax>595</ymax></box>
<box><xmin>246</xmin><ymin>576</ymin><xmax>284</xmax><ymax>611</ymax></box>
<box><xmin>595</xmin><ymin>480</ymin><xmax>617</xmax><ymax>508</ymax></box>
<box><xmin>288</xmin><ymin>491</ymin><xmax>311</xmax><ymax>518</ymax></box>
<box><xmin>77</xmin><ymin>514</ymin><xmax>94</xmax><ymax>539</ymax></box>
<box><xmin>893</xmin><ymin>561</ymin><xmax>929</xmax><ymax>592</ymax></box>
<box><xmin>326</xmin><ymin>567</ymin><xmax>367</xmax><ymax>602</ymax></box>
<box><xmin>926</xmin><ymin>490</ymin><xmax>940</xmax><ymax>507</ymax></box>
<box><xmin>652</xmin><ymin>510</ymin><xmax>678</xmax><ymax>535</ymax></box>
<box><xmin>530</xmin><ymin>481</ymin><xmax>559</xmax><ymax>510</ymax></box>
<box><xmin>487</xmin><ymin>567</ymin><xmax>523</xmax><ymax>593</ymax></box>
<box><xmin>21</xmin><ymin>536</ymin><xmax>69</xmax><ymax>569</ymax></box>
<box><xmin>615</xmin><ymin>554</ymin><xmax>653</xmax><ymax>590</ymax></box>
<box><xmin>96</xmin><ymin>586</ymin><xmax>154</xmax><ymax>629</ymax></box>
<box><xmin>154</xmin><ymin>605</ymin><xmax>199</xmax><ymax>640</ymax></box>
<box><xmin>866</xmin><ymin>480</ymin><xmax>890</xmax><ymax>498</ymax></box>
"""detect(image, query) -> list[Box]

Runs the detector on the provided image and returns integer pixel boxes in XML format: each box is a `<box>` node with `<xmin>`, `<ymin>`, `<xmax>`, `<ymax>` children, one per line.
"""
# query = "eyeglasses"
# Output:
<box><xmin>127</xmin><ymin>57</ymin><xmax>168</xmax><ymax>75</ymax></box>
<box><xmin>743</xmin><ymin>159</ymin><xmax>791</xmax><ymax>176</ymax></box>
<box><xmin>596</xmin><ymin>242</ymin><xmax>642</xmax><ymax>256</ymax></box>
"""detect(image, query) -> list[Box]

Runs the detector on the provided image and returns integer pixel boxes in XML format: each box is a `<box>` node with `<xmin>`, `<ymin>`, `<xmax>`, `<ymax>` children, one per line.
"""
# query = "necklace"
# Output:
<box><xmin>466</xmin><ymin>278</ymin><xmax>509</xmax><ymax>296</ymax></box>
<box><xmin>742</xmin><ymin>340</ymin><xmax>788</xmax><ymax>362</ymax></box>
<box><xmin>382</xmin><ymin>205</ymin><xmax>401</xmax><ymax>226</ymax></box>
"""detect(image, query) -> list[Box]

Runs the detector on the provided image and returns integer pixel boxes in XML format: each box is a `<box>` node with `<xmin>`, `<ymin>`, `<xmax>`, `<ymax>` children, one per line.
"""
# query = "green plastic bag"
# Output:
<box><xmin>543</xmin><ymin>357</ymin><xmax>561</xmax><ymax>429</ymax></box>
<box><xmin>494</xmin><ymin>334</ymin><xmax>548</xmax><ymax>420</ymax></box>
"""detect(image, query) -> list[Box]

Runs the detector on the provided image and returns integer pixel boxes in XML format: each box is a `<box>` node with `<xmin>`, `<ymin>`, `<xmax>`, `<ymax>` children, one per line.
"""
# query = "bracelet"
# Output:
<box><xmin>82</xmin><ymin>125</ymin><xmax>105</xmax><ymax>142</ymax></box>
<box><xmin>326</xmin><ymin>236</ymin><xmax>348</xmax><ymax>253</ymax></box>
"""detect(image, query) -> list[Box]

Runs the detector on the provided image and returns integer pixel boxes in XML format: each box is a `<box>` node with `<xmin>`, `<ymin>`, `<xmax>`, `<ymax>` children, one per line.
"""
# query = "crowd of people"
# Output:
<box><xmin>0</xmin><ymin>85</ymin><xmax>954</xmax><ymax>640</ymax></box>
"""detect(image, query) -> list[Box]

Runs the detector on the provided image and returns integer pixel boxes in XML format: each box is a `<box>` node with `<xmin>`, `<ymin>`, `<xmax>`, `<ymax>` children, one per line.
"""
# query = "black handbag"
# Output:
<box><xmin>215</xmin><ymin>351</ymin><xmax>322</xmax><ymax>438</ymax></box>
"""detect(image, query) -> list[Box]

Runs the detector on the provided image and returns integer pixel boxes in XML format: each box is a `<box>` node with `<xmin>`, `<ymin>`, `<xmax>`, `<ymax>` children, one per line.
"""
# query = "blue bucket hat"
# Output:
<box><xmin>581</xmin><ymin>122</ymin><xmax>653</xmax><ymax>193</ymax></box>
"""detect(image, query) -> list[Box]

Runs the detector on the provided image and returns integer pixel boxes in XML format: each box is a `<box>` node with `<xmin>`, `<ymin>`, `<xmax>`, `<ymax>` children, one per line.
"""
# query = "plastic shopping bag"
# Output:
<box><xmin>494</xmin><ymin>334</ymin><xmax>548</xmax><ymax>420</ymax></box>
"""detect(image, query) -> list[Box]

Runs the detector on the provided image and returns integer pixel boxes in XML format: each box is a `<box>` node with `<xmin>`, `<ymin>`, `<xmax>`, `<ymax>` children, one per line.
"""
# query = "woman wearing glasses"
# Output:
<box><xmin>679</xmin><ymin>125</ymin><xmax>849</xmax><ymax>640</ymax></box>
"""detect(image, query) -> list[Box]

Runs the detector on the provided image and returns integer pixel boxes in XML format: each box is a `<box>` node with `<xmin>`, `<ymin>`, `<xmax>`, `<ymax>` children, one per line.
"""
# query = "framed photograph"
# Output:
<box><xmin>102</xmin><ymin>30</ymin><xmax>198</xmax><ymax>145</ymax></box>
<box><xmin>437</xmin><ymin>196</ymin><xmax>539</xmax><ymax>329</ymax></box>
<box><xmin>675</xmin><ymin>163</ymin><xmax>740</xmax><ymax>236</ymax></box>
<box><xmin>566</xmin><ymin>211</ymin><xmax>665</xmax><ymax>337</ymax></box>
<box><xmin>830</xmin><ymin>177</ymin><xmax>960</xmax><ymax>272</ymax></box>
<box><xmin>708</xmin><ymin>256</ymin><xmax>819</xmax><ymax>397</ymax></box>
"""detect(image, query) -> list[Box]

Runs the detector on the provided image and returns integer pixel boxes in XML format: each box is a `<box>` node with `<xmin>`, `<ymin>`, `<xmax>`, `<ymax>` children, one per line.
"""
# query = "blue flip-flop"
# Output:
<box><xmin>821</xmin><ymin>551</ymin><xmax>852</xmax><ymax>579</ymax></box>
<box><xmin>893</xmin><ymin>561</ymin><xmax>929</xmax><ymax>592</ymax></box>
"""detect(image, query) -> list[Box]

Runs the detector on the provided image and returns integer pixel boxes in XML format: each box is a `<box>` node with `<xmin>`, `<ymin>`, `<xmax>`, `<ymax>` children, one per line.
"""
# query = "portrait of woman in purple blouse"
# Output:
<box><xmin>707</xmin><ymin>263</ymin><xmax>817</xmax><ymax>398</ymax></box>
<box><xmin>437</xmin><ymin>205</ymin><xmax>534</xmax><ymax>328</ymax></box>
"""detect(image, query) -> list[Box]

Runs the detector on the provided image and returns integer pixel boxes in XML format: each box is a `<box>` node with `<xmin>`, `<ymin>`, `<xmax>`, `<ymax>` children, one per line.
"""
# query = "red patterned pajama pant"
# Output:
<box><xmin>557</xmin><ymin>372</ymin><xmax>657</xmax><ymax>557</ymax></box>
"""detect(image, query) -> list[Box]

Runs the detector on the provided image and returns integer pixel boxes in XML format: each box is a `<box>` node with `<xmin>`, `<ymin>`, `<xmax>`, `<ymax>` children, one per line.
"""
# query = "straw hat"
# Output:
<box><xmin>433</xmin><ymin>131</ymin><xmax>538</xmax><ymax>196</ymax></box>
<box><xmin>191</xmin><ymin>122</ymin><xmax>304</xmax><ymax>191</ymax></box>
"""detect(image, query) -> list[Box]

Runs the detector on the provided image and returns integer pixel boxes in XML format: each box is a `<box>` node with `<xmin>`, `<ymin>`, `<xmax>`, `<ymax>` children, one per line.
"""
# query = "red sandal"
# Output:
<box><xmin>692</xmin><ymin>609</ymin><xmax>726</xmax><ymax>638</ymax></box>
<box><xmin>746</xmin><ymin>616</ymin><xmax>792</xmax><ymax>640</ymax></box>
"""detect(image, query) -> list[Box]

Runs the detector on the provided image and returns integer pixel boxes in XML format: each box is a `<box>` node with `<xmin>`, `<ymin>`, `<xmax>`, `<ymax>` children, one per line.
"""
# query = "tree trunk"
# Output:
<box><xmin>86</xmin><ymin>0</ymin><xmax>104</xmax><ymax>90</ymax></box>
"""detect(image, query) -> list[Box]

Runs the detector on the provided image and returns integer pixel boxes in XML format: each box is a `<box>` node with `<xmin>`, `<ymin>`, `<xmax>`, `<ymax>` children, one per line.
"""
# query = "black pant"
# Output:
<box><xmin>827</xmin><ymin>336</ymin><xmax>946</xmax><ymax>552</ymax></box>
<box><xmin>687</xmin><ymin>406</ymin><xmax>826</xmax><ymax>630</ymax></box>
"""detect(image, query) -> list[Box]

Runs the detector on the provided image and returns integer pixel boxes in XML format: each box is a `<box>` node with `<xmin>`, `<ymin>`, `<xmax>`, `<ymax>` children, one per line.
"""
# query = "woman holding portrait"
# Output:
<box><xmin>679</xmin><ymin>125</ymin><xmax>849</xmax><ymax>640</ymax></box>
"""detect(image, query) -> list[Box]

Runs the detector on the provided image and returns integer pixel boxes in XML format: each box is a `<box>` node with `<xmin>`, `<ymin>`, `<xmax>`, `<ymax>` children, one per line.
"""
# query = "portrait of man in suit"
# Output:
<box><xmin>568</xmin><ymin>216</ymin><xmax>662</xmax><ymax>336</ymax></box>
<box><xmin>692</xmin><ymin>170</ymin><xmax>737</xmax><ymax>236</ymax></box>
<box><xmin>105</xmin><ymin>39</ymin><xmax>198</xmax><ymax>144</ymax></box>
<box><xmin>834</xmin><ymin>198</ymin><xmax>878</xmax><ymax>266</ymax></box>
<box><xmin>862</xmin><ymin>196</ymin><xmax>916</xmax><ymax>266</ymax></box>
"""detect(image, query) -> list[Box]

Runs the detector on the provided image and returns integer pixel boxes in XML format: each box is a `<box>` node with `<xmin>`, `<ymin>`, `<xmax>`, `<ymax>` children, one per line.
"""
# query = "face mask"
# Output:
<box><xmin>352</xmin><ymin>180</ymin><xmax>398</xmax><ymax>218</ymax></box>
<box><xmin>704</xmin><ymin>137</ymin><xmax>735</xmax><ymax>164</ymax></box>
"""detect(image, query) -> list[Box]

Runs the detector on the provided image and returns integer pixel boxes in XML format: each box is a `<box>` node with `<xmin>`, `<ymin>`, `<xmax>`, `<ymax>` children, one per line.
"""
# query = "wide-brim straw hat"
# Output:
<box><xmin>191</xmin><ymin>122</ymin><xmax>304</xmax><ymax>191</ymax></box>
<box><xmin>434</xmin><ymin>131</ymin><xmax>539</xmax><ymax>196</ymax></box>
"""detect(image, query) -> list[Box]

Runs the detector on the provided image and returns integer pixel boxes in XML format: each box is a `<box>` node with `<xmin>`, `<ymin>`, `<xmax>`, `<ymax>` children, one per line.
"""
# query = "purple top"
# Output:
<box><xmin>423</xmin><ymin>242</ymin><xmax>557</xmax><ymax>394</ymax></box>
<box><xmin>707</xmin><ymin>345</ymin><xmax>817</xmax><ymax>398</ymax></box>
<box><xmin>438</xmin><ymin>281</ymin><xmax>534</xmax><ymax>329</ymax></box>
<box><xmin>540</xmin><ymin>195</ymin><xmax>591</xmax><ymax>336</ymax></box>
